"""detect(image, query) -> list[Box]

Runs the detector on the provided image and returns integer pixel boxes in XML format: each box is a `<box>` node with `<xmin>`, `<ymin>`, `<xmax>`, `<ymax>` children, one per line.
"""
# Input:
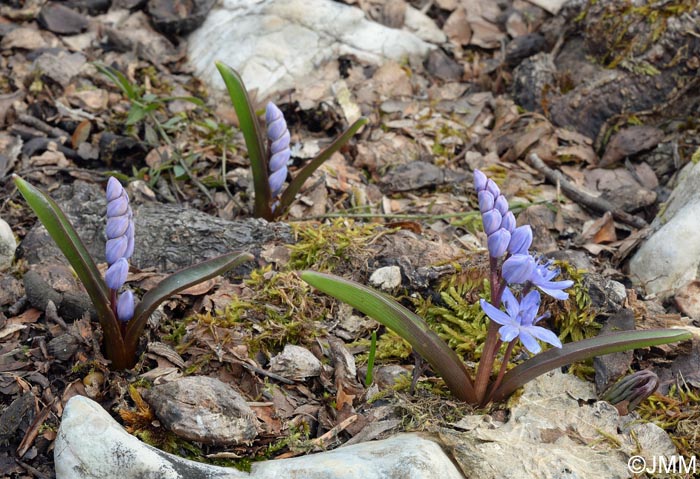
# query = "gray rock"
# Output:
<box><xmin>187</xmin><ymin>0</ymin><xmax>437</xmax><ymax>98</ymax></box>
<box><xmin>142</xmin><ymin>376</ymin><xmax>258</xmax><ymax>445</ymax></box>
<box><xmin>33</xmin><ymin>50</ymin><xmax>86</xmax><ymax>87</ymax></box>
<box><xmin>37</xmin><ymin>3</ymin><xmax>89</xmax><ymax>35</ymax></box>
<box><xmin>369</xmin><ymin>265</ymin><xmax>402</xmax><ymax>290</ymax></box>
<box><xmin>55</xmin><ymin>395</ymin><xmax>463</xmax><ymax>479</ymax></box>
<box><xmin>0</xmin><ymin>217</ymin><xmax>16</xmax><ymax>271</ymax></box>
<box><xmin>594</xmin><ymin>309</ymin><xmax>635</xmax><ymax>394</ymax></box>
<box><xmin>268</xmin><ymin>344</ymin><xmax>322</xmax><ymax>380</ymax></box>
<box><xmin>630</xmin><ymin>160</ymin><xmax>700</xmax><ymax>298</ymax></box>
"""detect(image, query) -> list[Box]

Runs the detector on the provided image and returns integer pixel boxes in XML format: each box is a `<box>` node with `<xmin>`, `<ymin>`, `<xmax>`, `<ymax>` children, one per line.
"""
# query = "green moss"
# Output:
<box><xmin>289</xmin><ymin>219</ymin><xmax>387</xmax><ymax>272</ymax></box>
<box><xmin>638</xmin><ymin>384</ymin><xmax>700</xmax><ymax>456</ymax></box>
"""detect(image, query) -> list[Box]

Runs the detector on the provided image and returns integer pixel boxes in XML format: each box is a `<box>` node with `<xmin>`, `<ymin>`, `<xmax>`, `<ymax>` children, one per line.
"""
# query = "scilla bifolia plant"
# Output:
<box><xmin>301</xmin><ymin>170</ymin><xmax>691</xmax><ymax>406</ymax></box>
<box><xmin>215</xmin><ymin>62</ymin><xmax>368</xmax><ymax>220</ymax></box>
<box><xmin>13</xmin><ymin>175</ymin><xmax>253</xmax><ymax>369</ymax></box>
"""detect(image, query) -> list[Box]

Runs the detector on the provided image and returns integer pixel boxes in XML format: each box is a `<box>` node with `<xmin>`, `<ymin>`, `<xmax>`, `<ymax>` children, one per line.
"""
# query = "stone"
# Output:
<box><xmin>0</xmin><ymin>217</ymin><xmax>16</xmax><ymax>271</ymax></box>
<box><xmin>33</xmin><ymin>50</ymin><xmax>86</xmax><ymax>87</ymax></box>
<box><xmin>187</xmin><ymin>0</ymin><xmax>436</xmax><ymax>98</ymax></box>
<box><xmin>674</xmin><ymin>280</ymin><xmax>700</xmax><ymax>320</ymax></box>
<box><xmin>0</xmin><ymin>27</ymin><xmax>49</xmax><ymax>50</ymax></box>
<box><xmin>141</xmin><ymin>376</ymin><xmax>258</xmax><ymax>445</ymax></box>
<box><xmin>55</xmin><ymin>395</ymin><xmax>463</xmax><ymax>479</ymax></box>
<box><xmin>37</xmin><ymin>3</ymin><xmax>89</xmax><ymax>35</ymax></box>
<box><xmin>369</xmin><ymin>265</ymin><xmax>402</xmax><ymax>291</ymax></box>
<box><xmin>630</xmin><ymin>161</ymin><xmax>700</xmax><ymax>299</ymax></box>
<box><xmin>268</xmin><ymin>344</ymin><xmax>322</xmax><ymax>380</ymax></box>
<box><xmin>444</xmin><ymin>370</ymin><xmax>674</xmax><ymax>479</ymax></box>
<box><xmin>594</xmin><ymin>309</ymin><xmax>635</xmax><ymax>394</ymax></box>
<box><xmin>147</xmin><ymin>0</ymin><xmax>216</xmax><ymax>36</ymax></box>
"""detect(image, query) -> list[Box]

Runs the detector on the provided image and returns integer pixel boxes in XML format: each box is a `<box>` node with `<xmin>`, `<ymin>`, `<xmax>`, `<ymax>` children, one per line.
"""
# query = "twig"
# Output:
<box><xmin>310</xmin><ymin>414</ymin><xmax>358</xmax><ymax>447</ymax></box>
<box><xmin>18</xmin><ymin>113</ymin><xmax>70</xmax><ymax>141</ymax></box>
<box><xmin>527</xmin><ymin>153</ymin><xmax>648</xmax><ymax>229</ymax></box>
<box><xmin>240</xmin><ymin>362</ymin><xmax>295</xmax><ymax>385</ymax></box>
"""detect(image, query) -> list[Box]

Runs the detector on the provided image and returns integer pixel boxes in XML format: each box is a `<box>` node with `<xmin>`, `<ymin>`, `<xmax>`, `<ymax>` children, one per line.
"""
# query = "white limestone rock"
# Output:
<box><xmin>187</xmin><ymin>0</ymin><xmax>437</xmax><ymax>98</ymax></box>
<box><xmin>55</xmin><ymin>395</ymin><xmax>464</xmax><ymax>479</ymax></box>
<box><xmin>268</xmin><ymin>344</ymin><xmax>322</xmax><ymax>380</ymax></box>
<box><xmin>0</xmin><ymin>217</ymin><xmax>16</xmax><ymax>271</ymax></box>
<box><xmin>630</xmin><ymin>160</ymin><xmax>700</xmax><ymax>298</ymax></box>
<box><xmin>369</xmin><ymin>265</ymin><xmax>402</xmax><ymax>290</ymax></box>
<box><xmin>447</xmin><ymin>370</ymin><xmax>675</xmax><ymax>479</ymax></box>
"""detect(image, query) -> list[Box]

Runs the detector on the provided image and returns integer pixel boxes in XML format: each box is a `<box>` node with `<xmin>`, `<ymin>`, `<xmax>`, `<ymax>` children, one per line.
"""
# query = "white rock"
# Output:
<box><xmin>0</xmin><ymin>218</ymin><xmax>16</xmax><ymax>271</ymax></box>
<box><xmin>55</xmin><ymin>395</ymin><xmax>463</xmax><ymax>479</ymax></box>
<box><xmin>187</xmin><ymin>0</ymin><xmax>436</xmax><ymax>98</ymax></box>
<box><xmin>447</xmin><ymin>370</ymin><xmax>674</xmax><ymax>479</ymax></box>
<box><xmin>268</xmin><ymin>344</ymin><xmax>322</xmax><ymax>380</ymax></box>
<box><xmin>369</xmin><ymin>266</ymin><xmax>402</xmax><ymax>290</ymax></box>
<box><xmin>630</xmin><ymin>161</ymin><xmax>700</xmax><ymax>298</ymax></box>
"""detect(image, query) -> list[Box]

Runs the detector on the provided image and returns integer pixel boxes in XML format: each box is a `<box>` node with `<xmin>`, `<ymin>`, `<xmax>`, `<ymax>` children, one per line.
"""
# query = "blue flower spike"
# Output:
<box><xmin>265</xmin><ymin>102</ymin><xmax>290</xmax><ymax>199</ymax></box>
<box><xmin>105</xmin><ymin>177</ymin><xmax>135</xmax><ymax>322</ymax></box>
<box><xmin>474</xmin><ymin>169</ymin><xmax>513</xmax><ymax>258</ymax></box>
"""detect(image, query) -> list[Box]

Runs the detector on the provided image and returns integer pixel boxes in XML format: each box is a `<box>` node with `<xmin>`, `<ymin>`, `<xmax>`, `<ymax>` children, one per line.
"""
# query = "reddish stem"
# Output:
<box><xmin>473</xmin><ymin>256</ymin><xmax>503</xmax><ymax>403</ymax></box>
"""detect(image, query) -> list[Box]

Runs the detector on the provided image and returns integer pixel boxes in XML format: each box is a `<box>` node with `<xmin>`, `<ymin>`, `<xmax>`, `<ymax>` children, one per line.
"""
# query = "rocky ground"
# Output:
<box><xmin>1</xmin><ymin>0</ymin><xmax>700</xmax><ymax>477</ymax></box>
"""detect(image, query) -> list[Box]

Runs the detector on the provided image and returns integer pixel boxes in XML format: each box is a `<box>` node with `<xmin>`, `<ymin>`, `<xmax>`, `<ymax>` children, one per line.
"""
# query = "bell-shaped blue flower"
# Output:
<box><xmin>480</xmin><ymin>288</ymin><xmax>562</xmax><ymax>354</ymax></box>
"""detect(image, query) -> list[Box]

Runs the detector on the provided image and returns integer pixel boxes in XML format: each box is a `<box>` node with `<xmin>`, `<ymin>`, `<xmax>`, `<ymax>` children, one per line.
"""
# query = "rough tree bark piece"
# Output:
<box><xmin>18</xmin><ymin>180</ymin><xmax>293</xmax><ymax>274</ymax></box>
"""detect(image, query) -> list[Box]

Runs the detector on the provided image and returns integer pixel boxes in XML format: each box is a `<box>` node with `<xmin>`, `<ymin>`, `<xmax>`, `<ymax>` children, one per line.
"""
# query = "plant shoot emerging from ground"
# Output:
<box><xmin>215</xmin><ymin>62</ymin><xmax>368</xmax><ymax>220</ymax></box>
<box><xmin>13</xmin><ymin>175</ymin><xmax>252</xmax><ymax>369</ymax></box>
<box><xmin>301</xmin><ymin>170</ymin><xmax>691</xmax><ymax>406</ymax></box>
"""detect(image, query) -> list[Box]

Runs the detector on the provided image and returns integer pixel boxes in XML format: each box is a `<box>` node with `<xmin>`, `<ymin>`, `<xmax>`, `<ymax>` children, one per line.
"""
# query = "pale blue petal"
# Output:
<box><xmin>501</xmin><ymin>287</ymin><xmax>519</xmax><ymax>320</ymax></box>
<box><xmin>502</xmin><ymin>254</ymin><xmax>535</xmax><ymax>284</ymax></box>
<box><xmin>487</xmin><ymin>228</ymin><xmax>510</xmax><ymax>258</ymax></box>
<box><xmin>519</xmin><ymin>330</ymin><xmax>541</xmax><ymax>354</ymax></box>
<box><xmin>526</xmin><ymin>326</ymin><xmax>562</xmax><ymax>349</ymax></box>
<box><xmin>499</xmin><ymin>325</ymin><xmax>520</xmax><ymax>343</ymax></box>
<box><xmin>482</xmin><ymin>210</ymin><xmax>502</xmax><ymax>235</ymax></box>
<box><xmin>494</xmin><ymin>195</ymin><xmax>509</xmax><ymax>215</ymax></box>
<box><xmin>479</xmin><ymin>298</ymin><xmax>514</xmax><ymax>327</ymax></box>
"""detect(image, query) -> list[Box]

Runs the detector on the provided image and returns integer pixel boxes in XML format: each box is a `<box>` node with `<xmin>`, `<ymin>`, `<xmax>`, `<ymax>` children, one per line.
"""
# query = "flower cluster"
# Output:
<box><xmin>265</xmin><ymin>102</ymin><xmax>290</xmax><ymax>199</ymax></box>
<box><xmin>474</xmin><ymin>169</ymin><xmax>573</xmax><ymax>354</ymax></box>
<box><xmin>105</xmin><ymin>177</ymin><xmax>135</xmax><ymax>322</ymax></box>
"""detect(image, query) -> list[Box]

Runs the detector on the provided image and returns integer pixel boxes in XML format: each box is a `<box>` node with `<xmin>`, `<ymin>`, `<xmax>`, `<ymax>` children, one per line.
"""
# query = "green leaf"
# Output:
<box><xmin>301</xmin><ymin>271</ymin><xmax>477</xmax><ymax>403</ymax></box>
<box><xmin>278</xmin><ymin>117</ymin><xmax>368</xmax><ymax>217</ymax></box>
<box><xmin>12</xmin><ymin>175</ymin><xmax>127</xmax><ymax>365</ymax></box>
<box><xmin>94</xmin><ymin>63</ymin><xmax>137</xmax><ymax>101</ymax></box>
<box><xmin>125</xmin><ymin>251</ymin><xmax>254</xmax><ymax>353</ymax></box>
<box><xmin>490</xmin><ymin>329</ymin><xmax>692</xmax><ymax>403</ymax></box>
<box><xmin>215</xmin><ymin>62</ymin><xmax>271</xmax><ymax>219</ymax></box>
<box><xmin>126</xmin><ymin>106</ymin><xmax>147</xmax><ymax>126</ymax></box>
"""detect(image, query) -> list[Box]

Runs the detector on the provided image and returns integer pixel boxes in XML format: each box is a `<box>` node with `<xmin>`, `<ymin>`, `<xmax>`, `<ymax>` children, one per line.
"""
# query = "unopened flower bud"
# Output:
<box><xmin>486</xmin><ymin>179</ymin><xmax>500</xmax><ymax>198</ymax></box>
<box><xmin>502</xmin><ymin>254</ymin><xmax>536</xmax><ymax>284</ymax></box>
<box><xmin>494</xmin><ymin>195</ymin><xmax>509</xmax><ymax>215</ymax></box>
<box><xmin>500</xmin><ymin>211</ymin><xmax>516</xmax><ymax>233</ymax></box>
<box><xmin>116</xmin><ymin>289</ymin><xmax>135</xmax><ymax>322</ymax></box>
<box><xmin>105</xmin><ymin>257</ymin><xmax>129</xmax><ymax>290</ymax></box>
<box><xmin>508</xmin><ymin>225</ymin><xmax>532</xmax><ymax>255</ymax></box>
<box><xmin>478</xmin><ymin>190</ymin><xmax>494</xmax><ymax>212</ymax></box>
<box><xmin>266</xmin><ymin>102</ymin><xmax>290</xmax><ymax>199</ymax></box>
<box><xmin>482</xmin><ymin>209</ymin><xmax>502</xmax><ymax>235</ymax></box>
<box><xmin>487</xmin><ymin>228</ymin><xmax>511</xmax><ymax>258</ymax></box>
<box><xmin>473</xmin><ymin>169</ymin><xmax>487</xmax><ymax>192</ymax></box>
